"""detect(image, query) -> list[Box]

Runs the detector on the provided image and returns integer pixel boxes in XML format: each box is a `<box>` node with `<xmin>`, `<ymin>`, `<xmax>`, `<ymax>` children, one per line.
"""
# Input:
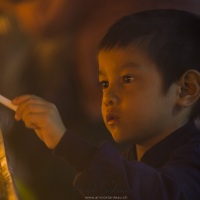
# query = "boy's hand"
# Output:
<box><xmin>12</xmin><ymin>95</ymin><xmax>66</xmax><ymax>149</ymax></box>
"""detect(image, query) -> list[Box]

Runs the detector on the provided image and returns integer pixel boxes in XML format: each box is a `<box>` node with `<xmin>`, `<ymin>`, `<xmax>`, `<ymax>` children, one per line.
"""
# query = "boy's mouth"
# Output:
<box><xmin>106</xmin><ymin>114</ymin><xmax>120</xmax><ymax>125</ymax></box>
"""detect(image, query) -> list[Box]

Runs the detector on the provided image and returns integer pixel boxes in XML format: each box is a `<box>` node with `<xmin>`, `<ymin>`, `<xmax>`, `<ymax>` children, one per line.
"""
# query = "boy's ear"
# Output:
<box><xmin>176</xmin><ymin>69</ymin><xmax>200</xmax><ymax>107</ymax></box>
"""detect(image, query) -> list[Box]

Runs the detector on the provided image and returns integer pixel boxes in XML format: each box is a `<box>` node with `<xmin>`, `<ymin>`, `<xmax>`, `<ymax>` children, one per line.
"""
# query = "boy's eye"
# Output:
<box><xmin>99</xmin><ymin>81</ymin><xmax>109</xmax><ymax>89</ymax></box>
<box><xmin>122</xmin><ymin>75</ymin><xmax>135</xmax><ymax>84</ymax></box>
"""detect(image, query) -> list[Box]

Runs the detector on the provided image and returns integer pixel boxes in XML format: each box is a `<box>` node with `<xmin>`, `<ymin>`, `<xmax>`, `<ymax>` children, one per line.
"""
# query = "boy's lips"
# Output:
<box><xmin>106</xmin><ymin>113</ymin><xmax>120</xmax><ymax>125</ymax></box>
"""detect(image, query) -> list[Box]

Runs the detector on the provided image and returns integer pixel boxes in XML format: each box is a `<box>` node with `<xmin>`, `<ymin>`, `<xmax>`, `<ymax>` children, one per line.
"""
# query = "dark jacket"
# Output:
<box><xmin>54</xmin><ymin>122</ymin><xmax>200</xmax><ymax>200</ymax></box>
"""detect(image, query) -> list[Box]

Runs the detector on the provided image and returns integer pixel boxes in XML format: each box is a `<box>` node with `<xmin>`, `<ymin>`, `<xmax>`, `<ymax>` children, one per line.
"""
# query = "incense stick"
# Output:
<box><xmin>0</xmin><ymin>95</ymin><xmax>17</xmax><ymax>112</ymax></box>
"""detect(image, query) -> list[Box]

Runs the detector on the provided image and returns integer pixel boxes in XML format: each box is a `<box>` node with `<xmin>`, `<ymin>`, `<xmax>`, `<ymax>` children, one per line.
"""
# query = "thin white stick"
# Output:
<box><xmin>0</xmin><ymin>95</ymin><xmax>17</xmax><ymax>111</ymax></box>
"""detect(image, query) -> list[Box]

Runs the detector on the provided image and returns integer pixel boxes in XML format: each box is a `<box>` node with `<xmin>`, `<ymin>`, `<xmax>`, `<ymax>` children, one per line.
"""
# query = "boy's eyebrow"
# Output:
<box><xmin>122</xmin><ymin>62</ymin><xmax>141</xmax><ymax>69</ymax></box>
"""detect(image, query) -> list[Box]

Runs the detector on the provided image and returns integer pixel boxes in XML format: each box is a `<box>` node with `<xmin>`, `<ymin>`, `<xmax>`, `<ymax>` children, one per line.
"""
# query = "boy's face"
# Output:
<box><xmin>98</xmin><ymin>46</ymin><xmax>179</xmax><ymax>145</ymax></box>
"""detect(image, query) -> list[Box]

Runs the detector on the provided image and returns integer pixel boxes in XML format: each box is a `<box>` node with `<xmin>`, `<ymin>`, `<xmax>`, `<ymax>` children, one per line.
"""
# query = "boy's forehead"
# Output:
<box><xmin>98</xmin><ymin>44</ymin><xmax>151</xmax><ymax>59</ymax></box>
<box><xmin>98</xmin><ymin>46</ymin><xmax>155</xmax><ymax>67</ymax></box>
<box><xmin>98</xmin><ymin>46</ymin><xmax>159</xmax><ymax>75</ymax></box>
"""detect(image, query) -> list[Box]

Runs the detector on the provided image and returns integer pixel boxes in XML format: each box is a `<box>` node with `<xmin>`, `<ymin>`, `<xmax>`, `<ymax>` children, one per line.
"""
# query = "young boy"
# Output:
<box><xmin>12</xmin><ymin>9</ymin><xmax>200</xmax><ymax>199</ymax></box>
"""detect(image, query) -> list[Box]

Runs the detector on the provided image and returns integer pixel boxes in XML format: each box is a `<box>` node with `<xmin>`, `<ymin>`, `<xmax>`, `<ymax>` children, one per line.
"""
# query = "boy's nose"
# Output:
<box><xmin>103</xmin><ymin>91</ymin><xmax>118</xmax><ymax>106</ymax></box>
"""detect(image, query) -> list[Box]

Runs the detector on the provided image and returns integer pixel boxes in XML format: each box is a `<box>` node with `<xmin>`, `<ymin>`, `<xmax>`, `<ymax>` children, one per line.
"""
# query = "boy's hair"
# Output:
<box><xmin>99</xmin><ymin>9</ymin><xmax>200</xmax><ymax>119</ymax></box>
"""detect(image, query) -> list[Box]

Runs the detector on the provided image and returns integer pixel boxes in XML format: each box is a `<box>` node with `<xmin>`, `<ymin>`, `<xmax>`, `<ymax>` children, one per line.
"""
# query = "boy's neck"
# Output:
<box><xmin>135</xmin><ymin>120</ymin><xmax>189</xmax><ymax>161</ymax></box>
<box><xmin>136</xmin><ymin>132</ymin><xmax>173</xmax><ymax>161</ymax></box>
<box><xmin>136</xmin><ymin>144</ymin><xmax>151</xmax><ymax>161</ymax></box>
<box><xmin>136</xmin><ymin>134</ymin><xmax>171</xmax><ymax>161</ymax></box>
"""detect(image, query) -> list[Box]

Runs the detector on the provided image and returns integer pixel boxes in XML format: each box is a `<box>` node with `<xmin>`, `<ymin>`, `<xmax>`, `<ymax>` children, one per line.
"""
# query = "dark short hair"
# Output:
<box><xmin>99</xmin><ymin>9</ymin><xmax>200</xmax><ymax>119</ymax></box>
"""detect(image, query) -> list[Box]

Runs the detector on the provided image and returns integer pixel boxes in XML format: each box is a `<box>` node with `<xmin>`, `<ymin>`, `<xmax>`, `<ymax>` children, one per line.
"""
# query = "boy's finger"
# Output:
<box><xmin>14</xmin><ymin>96</ymin><xmax>47</xmax><ymax>120</ymax></box>
<box><xmin>16</xmin><ymin>101</ymin><xmax>47</xmax><ymax>121</ymax></box>
<box><xmin>12</xmin><ymin>95</ymin><xmax>39</xmax><ymax>105</ymax></box>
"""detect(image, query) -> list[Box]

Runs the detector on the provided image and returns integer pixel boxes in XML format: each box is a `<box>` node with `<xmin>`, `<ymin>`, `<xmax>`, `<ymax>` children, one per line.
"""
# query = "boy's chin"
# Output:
<box><xmin>111</xmin><ymin>131</ymin><xmax>138</xmax><ymax>145</ymax></box>
<box><xmin>112</xmin><ymin>134</ymin><xmax>130</xmax><ymax>144</ymax></box>
<box><xmin>109</xmin><ymin>128</ymin><xmax>135</xmax><ymax>144</ymax></box>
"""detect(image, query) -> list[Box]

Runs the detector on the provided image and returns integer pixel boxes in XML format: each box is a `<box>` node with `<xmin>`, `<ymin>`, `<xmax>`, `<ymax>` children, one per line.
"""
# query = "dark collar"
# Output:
<box><xmin>125</xmin><ymin>122</ymin><xmax>200</xmax><ymax>168</ymax></box>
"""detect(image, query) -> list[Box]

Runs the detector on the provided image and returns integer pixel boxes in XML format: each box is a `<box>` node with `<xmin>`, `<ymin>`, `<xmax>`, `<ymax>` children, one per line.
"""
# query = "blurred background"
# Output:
<box><xmin>0</xmin><ymin>0</ymin><xmax>200</xmax><ymax>199</ymax></box>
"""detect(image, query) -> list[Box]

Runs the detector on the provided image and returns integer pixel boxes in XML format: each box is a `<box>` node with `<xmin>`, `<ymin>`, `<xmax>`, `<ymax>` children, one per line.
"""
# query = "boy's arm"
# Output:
<box><xmin>12</xmin><ymin>95</ymin><xmax>66</xmax><ymax>149</ymax></box>
<box><xmin>54</xmin><ymin>129</ymin><xmax>97</xmax><ymax>172</ymax></box>
<box><xmin>12</xmin><ymin>94</ymin><xmax>97</xmax><ymax>171</ymax></box>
